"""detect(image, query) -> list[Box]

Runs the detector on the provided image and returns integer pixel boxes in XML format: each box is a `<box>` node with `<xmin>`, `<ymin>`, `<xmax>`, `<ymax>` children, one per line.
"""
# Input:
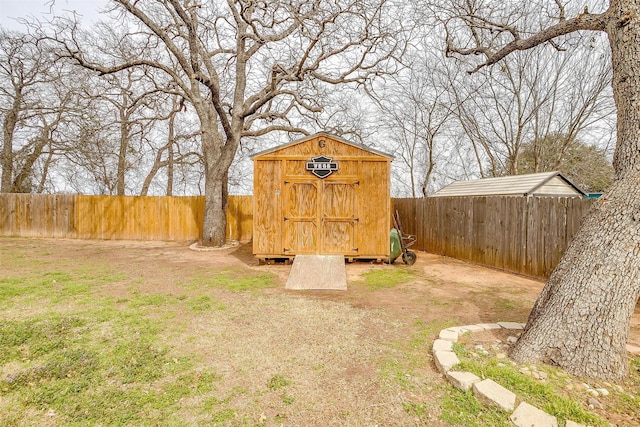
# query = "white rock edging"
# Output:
<box><xmin>438</xmin><ymin>329</ymin><xmax>458</xmax><ymax>342</ymax></box>
<box><xmin>626</xmin><ymin>344</ymin><xmax>640</xmax><ymax>355</ymax></box>
<box><xmin>432</xmin><ymin>339</ymin><xmax>453</xmax><ymax>352</ymax></box>
<box><xmin>497</xmin><ymin>321</ymin><xmax>525</xmax><ymax>330</ymax></box>
<box><xmin>432</xmin><ymin>321</ymin><xmax>591</xmax><ymax>427</ymax></box>
<box><xmin>510</xmin><ymin>402</ymin><xmax>558</xmax><ymax>427</ymax></box>
<box><xmin>446</xmin><ymin>371</ymin><xmax>480</xmax><ymax>391</ymax></box>
<box><xmin>474</xmin><ymin>379</ymin><xmax>516</xmax><ymax>411</ymax></box>
<box><xmin>434</xmin><ymin>350</ymin><xmax>460</xmax><ymax>372</ymax></box>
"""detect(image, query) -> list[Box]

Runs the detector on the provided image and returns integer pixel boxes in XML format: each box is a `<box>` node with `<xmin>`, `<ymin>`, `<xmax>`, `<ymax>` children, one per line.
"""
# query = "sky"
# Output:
<box><xmin>0</xmin><ymin>0</ymin><xmax>107</xmax><ymax>30</ymax></box>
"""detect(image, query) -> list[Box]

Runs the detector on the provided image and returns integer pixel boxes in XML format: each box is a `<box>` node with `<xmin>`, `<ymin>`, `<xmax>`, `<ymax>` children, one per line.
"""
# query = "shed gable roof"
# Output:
<box><xmin>431</xmin><ymin>171</ymin><xmax>586</xmax><ymax>197</ymax></box>
<box><xmin>250</xmin><ymin>131</ymin><xmax>393</xmax><ymax>159</ymax></box>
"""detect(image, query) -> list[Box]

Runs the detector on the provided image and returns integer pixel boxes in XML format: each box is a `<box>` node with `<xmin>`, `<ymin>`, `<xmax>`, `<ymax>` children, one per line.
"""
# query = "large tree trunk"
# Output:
<box><xmin>12</xmin><ymin>124</ymin><xmax>50</xmax><ymax>193</ymax></box>
<box><xmin>116</xmin><ymin>98</ymin><xmax>129</xmax><ymax>196</ymax></box>
<box><xmin>1</xmin><ymin>93</ymin><xmax>21</xmax><ymax>193</ymax></box>
<box><xmin>201</xmin><ymin>168</ymin><xmax>228</xmax><ymax>247</ymax></box>
<box><xmin>166</xmin><ymin>116</ymin><xmax>175</xmax><ymax>197</ymax></box>
<box><xmin>199</xmin><ymin>123</ymin><xmax>236</xmax><ymax>247</ymax></box>
<box><xmin>510</xmin><ymin>175</ymin><xmax>640</xmax><ymax>380</ymax></box>
<box><xmin>511</xmin><ymin>0</ymin><xmax>640</xmax><ymax>380</ymax></box>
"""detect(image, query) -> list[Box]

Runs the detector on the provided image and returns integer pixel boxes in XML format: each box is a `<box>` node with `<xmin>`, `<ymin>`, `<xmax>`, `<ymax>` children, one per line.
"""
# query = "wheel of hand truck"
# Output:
<box><xmin>402</xmin><ymin>250</ymin><xmax>417</xmax><ymax>266</ymax></box>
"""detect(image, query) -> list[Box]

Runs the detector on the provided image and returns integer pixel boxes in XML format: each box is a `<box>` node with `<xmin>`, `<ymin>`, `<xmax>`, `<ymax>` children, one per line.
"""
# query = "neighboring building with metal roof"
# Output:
<box><xmin>431</xmin><ymin>171</ymin><xmax>587</xmax><ymax>198</ymax></box>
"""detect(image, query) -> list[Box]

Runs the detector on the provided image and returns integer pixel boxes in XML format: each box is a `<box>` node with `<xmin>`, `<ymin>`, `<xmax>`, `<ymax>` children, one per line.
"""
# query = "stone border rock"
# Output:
<box><xmin>433</xmin><ymin>321</ymin><xmax>583</xmax><ymax>427</ymax></box>
<box><xmin>188</xmin><ymin>240</ymin><xmax>240</xmax><ymax>251</ymax></box>
<box><xmin>433</xmin><ymin>325</ymin><xmax>640</xmax><ymax>426</ymax></box>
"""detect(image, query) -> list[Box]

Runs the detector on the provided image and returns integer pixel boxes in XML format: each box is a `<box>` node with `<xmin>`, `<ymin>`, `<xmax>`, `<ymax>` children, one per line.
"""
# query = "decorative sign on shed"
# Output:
<box><xmin>251</xmin><ymin>132</ymin><xmax>393</xmax><ymax>262</ymax></box>
<box><xmin>305</xmin><ymin>155</ymin><xmax>338</xmax><ymax>178</ymax></box>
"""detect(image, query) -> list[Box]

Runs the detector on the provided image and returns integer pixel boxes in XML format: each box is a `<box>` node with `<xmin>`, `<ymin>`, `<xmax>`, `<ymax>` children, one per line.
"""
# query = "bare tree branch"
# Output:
<box><xmin>447</xmin><ymin>8</ymin><xmax>611</xmax><ymax>73</ymax></box>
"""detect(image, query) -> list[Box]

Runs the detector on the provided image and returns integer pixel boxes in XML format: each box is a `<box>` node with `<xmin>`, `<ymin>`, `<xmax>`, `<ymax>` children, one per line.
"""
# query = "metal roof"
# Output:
<box><xmin>431</xmin><ymin>171</ymin><xmax>587</xmax><ymax>197</ymax></box>
<box><xmin>250</xmin><ymin>131</ymin><xmax>394</xmax><ymax>159</ymax></box>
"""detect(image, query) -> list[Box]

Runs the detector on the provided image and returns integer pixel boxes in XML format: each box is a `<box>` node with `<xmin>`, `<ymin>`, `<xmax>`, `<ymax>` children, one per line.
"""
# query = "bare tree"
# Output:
<box><xmin>444</xmin><ymin>0</ymin><xmax>640</xmax><ymax>380</ymax></box>
<box><xmin>43</xmin><ymin>0</ymin><xmax>402</xmax><ymax>246</ymax></box>
<box><xmin>0</xmin><ymin>28</ymin><xmax>91</xmax><ymax>193</ymax></box>
<box><xmin>90</xmin><ymin>69</ymin><xmax>166</xmax><ymax>195</ymax></box>
<box><xmin>446</xmin><ymin>32</ymin><xmax>614</xmax><ymax>178</ymax></box>
<box><xmin>368</xmin><ymin>59</ymin><xmax>452</xmax><ymax>197</ymax></box>
<box><xmin>0</xmin><ymin>29</ymin><xmax>52</xmax><ymax>192</ymax></box>
<box><xmin>517</xmin><ymin>133</ymin><xmax>615</xmax><ymax>192</ymax></box>
<box><xmin>140</xmin><ymin>95</ymin><xmax>200</xmax><ymax>196</ymax></box>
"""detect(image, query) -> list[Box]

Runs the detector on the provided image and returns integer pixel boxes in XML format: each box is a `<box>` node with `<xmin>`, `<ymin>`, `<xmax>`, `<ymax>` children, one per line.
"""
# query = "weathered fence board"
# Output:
<box><xmin>0</xmin><ymin>194</ymin><xmax>250</xmax><ymax>242</ymax></box>
<box><xmin>0</xmin><ymin>194</ymin><xmax>76</xmax><ymax>238</ymax></box>
<box><xmin>226</xmin><ymin>195</ymin><xmax>253</xmax><ymax>242</ymax></box>
<box><xmin>394</xmin><ymin>196</ymin><xmax>595</xmax><ymax>279</ymax></box>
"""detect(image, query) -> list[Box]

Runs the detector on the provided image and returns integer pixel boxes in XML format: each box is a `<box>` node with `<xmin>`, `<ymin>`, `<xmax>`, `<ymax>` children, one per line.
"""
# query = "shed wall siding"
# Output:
<box><xmin>253</xmin><ymin>160</ymin><xmax>283</xmax><ymax>255</ymax></box>
<box><xmin>255</xmin><ymin>135</ymin><xmax>388</xmax><ymax>160</ymax></box>
<box><xmin>357</xmin><ymin>161</ymin><xmax>391</xmax><ymax>256</ymax></box>
<box><xmin>252</xmin><ymin>135</ymin><xmax>390</xmax><ymax>259</ymax></box>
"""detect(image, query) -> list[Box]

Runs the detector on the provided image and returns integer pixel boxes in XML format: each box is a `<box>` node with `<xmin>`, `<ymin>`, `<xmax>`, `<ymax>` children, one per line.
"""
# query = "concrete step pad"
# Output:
<box><xmin>285</xmin><ymin>255</ymin><xmax>347</xmax><ymax>290</ymax></box>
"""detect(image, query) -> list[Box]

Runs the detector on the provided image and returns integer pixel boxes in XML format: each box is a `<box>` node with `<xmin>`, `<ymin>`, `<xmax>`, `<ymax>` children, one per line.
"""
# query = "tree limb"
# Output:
<box><xmin>447</xmin><ymin>9</ymin><xmax>611</xmax><ymax>74</ymax></box>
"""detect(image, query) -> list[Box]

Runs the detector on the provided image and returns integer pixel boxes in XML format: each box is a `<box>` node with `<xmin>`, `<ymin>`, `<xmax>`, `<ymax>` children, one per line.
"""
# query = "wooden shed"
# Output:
<box><xmin>431</xmin><ymin>171</ymin><xmax>587</xmax><ymax>198</ymax></box>
<box><xmin>252</xmin><ymin>132</ymin><xmax>392</xmax><ymax>262</ymax></box>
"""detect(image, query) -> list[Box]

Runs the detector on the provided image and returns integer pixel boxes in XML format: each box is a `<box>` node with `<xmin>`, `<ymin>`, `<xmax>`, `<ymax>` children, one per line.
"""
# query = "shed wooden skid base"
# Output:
<box><xmin>256</xmin><ymin>255</ymin><xmax>387</xmax><ymax>265</ymax></box>
<box><xmin>285</xmin><ymin>255</ymin><xmax>347</xmax><ymax>290</ymax></box>
<box><xmin>257</xmin><ymin>257</ymin><xmax>294</xmax><ymax>265</ymax></box>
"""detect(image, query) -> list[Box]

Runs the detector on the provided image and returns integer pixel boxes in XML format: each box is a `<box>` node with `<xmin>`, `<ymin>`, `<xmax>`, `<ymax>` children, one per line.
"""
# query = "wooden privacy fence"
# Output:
<box><xmin>393</xmin><ymin>196</ymin><xmax>595</xmax><ymax>279</ymax></box>
<box><xmin>1</xmin><ymin>194</ymin><xmax>594</xmax><ymax>278</ymax></box>
<box><xmin>0</xmin><ymin>194</ymin><xmax>252</xmax><ymax>242</ymax></box>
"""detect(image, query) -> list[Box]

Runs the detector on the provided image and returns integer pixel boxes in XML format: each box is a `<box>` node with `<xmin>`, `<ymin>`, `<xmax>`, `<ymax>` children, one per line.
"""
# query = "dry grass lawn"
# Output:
<box><xmin>0</xmin><ymin>238</ymin><xmax>638</xmax><ymax>426</ymax></box>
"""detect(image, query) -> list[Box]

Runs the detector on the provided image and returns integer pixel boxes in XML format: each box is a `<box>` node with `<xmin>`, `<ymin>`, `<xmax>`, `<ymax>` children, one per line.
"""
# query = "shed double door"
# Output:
<box><xmin>283</xmin><ymin>180</ymin><xmax>358</xmax><ymax>255</ymax></box>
